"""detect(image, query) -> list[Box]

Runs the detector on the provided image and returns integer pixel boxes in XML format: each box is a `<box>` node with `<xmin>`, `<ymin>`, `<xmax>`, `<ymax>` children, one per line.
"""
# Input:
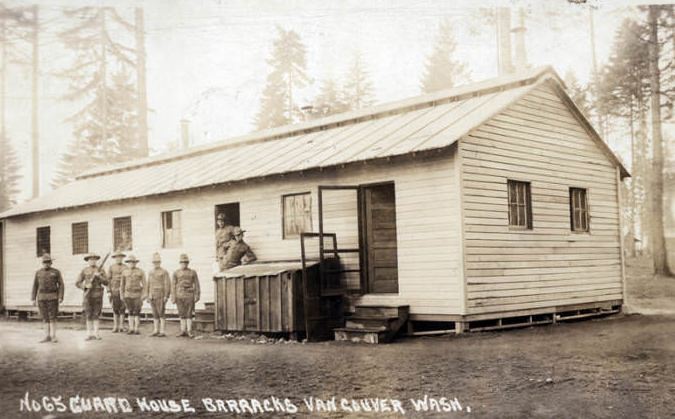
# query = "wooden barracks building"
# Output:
<box><xmin>0</xmin><ymin>67</ymin><xmax>630</xmax><ymax>341</ymax></box>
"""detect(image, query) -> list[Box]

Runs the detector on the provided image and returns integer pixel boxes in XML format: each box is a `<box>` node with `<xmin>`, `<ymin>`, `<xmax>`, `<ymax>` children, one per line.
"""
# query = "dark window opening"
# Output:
<box><xmin>570</xmin><ymin>187</ymin><xmax>590</xmax><ymax>232</ymax></box>
<box><xmin>72</xmin><ymin>222</ymin><xmax>89</xmax><ymax>255</ymax></box>
<box><xmin>113</xmin><ymin>216</ymin><xmax>133</xmax><ymax>251</ymax></box>
<box><xmin>36</xmin><ymin>226</ymin><xmax>50</xmax><ymax>257</ymax></box>
<box><xmin>214</xmin><ymin>203</ymin><xmax>240</xmax><ymax>228</ymax></box>
<box><xmin>507</xmin><ymin>180</ymin><xmax>532</xmax><ymax>229</ymax></box>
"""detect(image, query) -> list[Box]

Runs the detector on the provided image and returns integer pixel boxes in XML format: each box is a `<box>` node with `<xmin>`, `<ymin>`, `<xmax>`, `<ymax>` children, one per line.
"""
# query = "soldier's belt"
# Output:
<box><xmin>38</xmin><ymin>292</ymin><xmax>59</xmax><ymax>300</ymax></box>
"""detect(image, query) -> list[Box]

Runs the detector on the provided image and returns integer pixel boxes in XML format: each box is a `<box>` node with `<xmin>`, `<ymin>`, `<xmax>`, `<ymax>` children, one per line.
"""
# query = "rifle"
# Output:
<box><xmin>83</xmin><ymin>251</ymin><xmax>111</xmax><ymax>299</ymax></box>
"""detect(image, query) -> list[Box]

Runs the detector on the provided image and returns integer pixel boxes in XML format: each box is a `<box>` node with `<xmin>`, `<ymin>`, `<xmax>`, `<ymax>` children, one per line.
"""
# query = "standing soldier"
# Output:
<box><xmin>31</xmin><ymin>254</ymin><xmax>64</xmax><ymax>343</ymax></box>
<box><xmin>222</xmin><ymin>227</ymin><xmax>257</xmax><ymax>270</ymax></box>
<box><xmin>75</xmin><ymin>253</ymin><xmax>108</xmax><ymax>341</ymax></box>
<box><xmin>215</xmin><ymin>213</ymin><xmax>235</xmax><ymax>271</ymax></box>
<box><xmin>144</xmin><ymin>252</ymin><xmax>171</xmax><ymax>337</ymax></box>
<box><xmin>172</xmin><ymin>254</ymin><xmax>200</xmax><ymax>338</ymax></box>
<box><xmin>108</xmin><ymin>250</ymin><xmax>127</xmax><ymax>333</ymax></box>
<box><xmin>120</xmin><ymin>254</ymin><xmax>146</xmax><ymax>335</ymax></box>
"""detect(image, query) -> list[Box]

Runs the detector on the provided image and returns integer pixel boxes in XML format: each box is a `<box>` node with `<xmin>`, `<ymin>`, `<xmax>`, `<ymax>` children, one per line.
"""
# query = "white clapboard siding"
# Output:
<box><xmin>3</xmin><ymin>151</ymin><xmax>463</xmax><ymax>317</ymax></box>
<box><xmin>460</xmin><ymin>82</ymin><xmax>623</xmax><ymax>315</ymax></box>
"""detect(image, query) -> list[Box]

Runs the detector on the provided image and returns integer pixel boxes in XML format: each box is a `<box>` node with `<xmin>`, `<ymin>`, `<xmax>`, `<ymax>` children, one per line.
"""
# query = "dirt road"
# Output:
<box><xmin>1</xmin><ymin>314</ymin><xmax>674</xmax><ymax>418</ymax></box>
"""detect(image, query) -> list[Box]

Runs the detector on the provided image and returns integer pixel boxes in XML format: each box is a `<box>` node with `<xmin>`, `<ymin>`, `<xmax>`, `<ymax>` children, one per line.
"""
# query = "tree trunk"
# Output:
<box><xmin>648</xmin><ymin>6</ymin><xmax>668</xmax><ymax>275</ymax></box>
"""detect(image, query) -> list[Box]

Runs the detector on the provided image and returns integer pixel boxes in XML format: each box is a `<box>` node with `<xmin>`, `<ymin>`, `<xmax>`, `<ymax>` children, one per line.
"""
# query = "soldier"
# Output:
<box><xmin>75</xmin><ymin>253</ymin><xmax>108</xmax><ymax>341</ymax></box>
<box><xmin>107</xmin><ymin>250</ymin><xmax>127</xmax><ymax>333</ymax></box>
<box><xmin>144</xmin><ymin>253</ymin><xmax>171</xmax><ymax>337</ymax></box>
<box><xmin>215</xmin><ymin>213</ymin><xmax>235</xmax><ymax>271</ymax></box>
<box><xmin>120</xmin><ymin>254</ymin><xmax>146</xmax><ymax>335</ymax></box>
<box><xmin>222</xmin><ymin>227</ymin><xmax>257</xmax><ymax>270</ymax></box>
<box><xmin>31</xmin><ymin>254</ymin><xmax>64</xmax><ymax>343</ymax></box>
<box><xmin>172</xmin><ymin>254</ymin><xmax>200</xmax><ymax>338</ymax></box>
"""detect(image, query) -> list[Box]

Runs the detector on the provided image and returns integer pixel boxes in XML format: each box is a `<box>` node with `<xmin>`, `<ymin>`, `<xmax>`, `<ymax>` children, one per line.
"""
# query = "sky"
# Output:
<box><xmin>2</xmin><ymin>0</ymin><xmax>654</xmax><ymax>202</ymax></box>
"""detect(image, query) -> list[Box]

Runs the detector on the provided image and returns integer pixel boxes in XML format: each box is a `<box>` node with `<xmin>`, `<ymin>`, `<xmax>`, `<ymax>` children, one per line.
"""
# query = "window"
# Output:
<box><xmin>507</xmin><ymin>180</ymin><xmax>532</xmax><ymax>229</ymax></box>
<box><xmin>71</xmin><ymin>222</ymin><xmax>89</xmax><ymax>255</ymax></box>
<box><xmin>36</xmin><ymin>226</ymin><xmax>50</xmax><ymax>257</ymax></box>
<box><xmin>570</xmin><ymin>188</ymin><xmax>590</xmax><ymax>232</ymax></box>
<box><xmin>283</xmin><ymin>193</ymin><xmax>312</xmax><ymax>238</ymax></box>
<box><xmin>113</xmin><ymin>216</ymin><xmax>133</xmax><ymax>251</ymax></box>
<box><xmin>214</xmin><ymin>203</ymin><xmax>240</xmax><ymax>228</ymax></box>
<box><xmin>162</xmin><ymin>210</ymin><xmax>182</xmax><ymax>248</ymax></box>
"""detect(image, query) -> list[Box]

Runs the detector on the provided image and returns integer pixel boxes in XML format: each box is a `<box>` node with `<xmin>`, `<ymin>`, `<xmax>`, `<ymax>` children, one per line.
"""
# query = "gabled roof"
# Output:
<box><xmin>0</xmin><ymin>66</ymin><xmax>628</xmax><ymax>219</ymax></box>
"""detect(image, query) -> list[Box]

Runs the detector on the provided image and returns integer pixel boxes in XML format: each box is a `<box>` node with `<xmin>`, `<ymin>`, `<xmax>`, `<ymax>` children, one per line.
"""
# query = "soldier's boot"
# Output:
<box><xmin>159</xmin><ymin>318</ymin><xmax>166</xmax><ymax>337</ymax></box>
<box><xmin>40</xmin><ymin>324</ymin><xmax>51</xmax><ymax>343</ymax></box>
<box><xmin>135</xmin><ymin>316</ymin><xmax>141</xmax><ymax>335</ymax></box>
<box><xmin>50</xmin><ymin>321</ymin><xmax>58</xmax><ymax>343</ymax></box>
<box><xmin>176</xmin><ymin>319</ymin><xmax>186</xmax><ymax>337</ymax></box>
<box><xmin>120</xmin><ymin>314</ymin><xmax>126</xmax><ymax>332</ymax></box>
<box><xmin>85</xmin><ymin>320</ymin><xmax>94</xmax><ymax>340</ymax></box>
<box><xmin>94</xmin><ymin>319</ymin><xmax>102</xmax><ymax>340</ymax></box>
<box><xmin>113</xmin><ymin>315</ymin><xmax>120</xmax><ymax>332</ymax></box>
<box><xmin>127</xmin><ymin>316</ymin><xmax>134</xmax><ymax>334</ymax></box>
<box><xmin>186</xmin><ymin>319</ymin><xmax>194</xmax><ymax>338</ymax></box>
<box><xmin>151</xmin><ymin>319</ymin><xmax>159</xmax><ymax>336</ymax></box>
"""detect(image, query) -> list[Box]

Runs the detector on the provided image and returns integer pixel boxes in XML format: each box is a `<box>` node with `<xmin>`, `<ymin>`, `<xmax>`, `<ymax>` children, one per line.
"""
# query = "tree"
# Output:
<box><xmin>564</xmin><ymin>70</ymin><xmax>592</xmax><ymax>117</ymax></box>
<box><xmin>0</xmin><ymin>134</ymin><xmax>21</xmax><ymax>211</ymax></box>
<box><xmin>420</xmin><ymin>20</ymin><xmax>468</xmax><ymax>93</ymax></box>
<box><xmin>255</xmin><ymin>27</ymin><xmax>309</xmax><ymax>130</ymax></box>
<box><xmin>343</xmin><ymin>52</ymin><xmax>375</xmax><ymax>110</ymax></box>
<box><xmin>308</xmin><ymin>77</ymin><xmax>350</xmax><ymax>119</ymax></box>
<box><xmin>53</xmin><ymin>7</ymin><xmax>143</xmax><ymax>186</ymax></box>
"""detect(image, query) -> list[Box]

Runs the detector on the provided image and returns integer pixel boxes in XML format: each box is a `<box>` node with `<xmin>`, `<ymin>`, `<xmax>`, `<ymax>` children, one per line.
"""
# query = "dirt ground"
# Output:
<box><xmin>1</xmin><ymin>311</ymin><xmax>675</xmax><ymax>419</ymax></box>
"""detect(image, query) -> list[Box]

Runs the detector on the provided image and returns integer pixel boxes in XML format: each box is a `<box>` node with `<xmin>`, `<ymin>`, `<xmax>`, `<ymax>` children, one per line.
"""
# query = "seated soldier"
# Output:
<box><xmin>222</xmin><ymin>227</ymin><xmax>257</xmax><ymax>270</ymax></box>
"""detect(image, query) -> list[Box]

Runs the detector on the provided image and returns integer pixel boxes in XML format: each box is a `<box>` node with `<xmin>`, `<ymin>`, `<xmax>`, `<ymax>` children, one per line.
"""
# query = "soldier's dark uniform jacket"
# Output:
<box><xmin>216</xmin><ymin>226</ymin><xmax>235</xmax><ymax>258</ymax></box>
<box><xmin>172</xmin><ymin>268</ymin><xmax>200</xmax><ymax>319</ymax></box>
<box><xmin>121</xmin><ymin>267</ymin><xmax>146</xmax><ymax>315</ymax></box>
<box><xmin>108</xmin><ymin>263</ymin><xmax>127</xmax><ymax>315</ymax></box>
<box><xmin>76</xmin><ymin>267</ymin><xmax>108</xmax><ymax>320</ymax></box>
<box><xmin>31</xmin><ymin>267</ymin><xmax>64</xmax><ymax>322</ymax></box>
<box><xmin>144</xmin><ymin>267</ymin><xmax>171</xmax><ymax>319</ymax></box>
<box><xmin>223</xmin><ymin>240</ymin><xmax>257</xmax><ymax>270</ymax></box>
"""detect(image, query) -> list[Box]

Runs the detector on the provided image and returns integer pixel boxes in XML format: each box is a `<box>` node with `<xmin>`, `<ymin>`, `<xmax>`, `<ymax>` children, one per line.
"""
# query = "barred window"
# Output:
<box><xmin>36</xmin><ymin>226</ymin><xmax>50</xmax><ymax>257</ymax></box>
<box><xmin>113</xmin><ymin>216</ymin><xmax>132</xmax><ymax>251</ymax></box>
<box><xmin>283</xmin><ymin>193</ymin><xmax>312</xmax><ymax>239</ymax></box>
<box><xmin>71</xmin><ymin>222</ymin><xmax>89</xmax><ymax>255</ymax></box>
<box><xmin>507</xmin><ymin>180</ymin><xmax>532</xmax><ymax>229</ymax></box>
<box><xmin>162</xmin><ymin>210</ymin><xmax>182</xmax><ymax>248</ymax></box>
<box><xmin>570</xmin><ymin>188</ymin><xmax>590</xmax><ymax>232</ymax></box>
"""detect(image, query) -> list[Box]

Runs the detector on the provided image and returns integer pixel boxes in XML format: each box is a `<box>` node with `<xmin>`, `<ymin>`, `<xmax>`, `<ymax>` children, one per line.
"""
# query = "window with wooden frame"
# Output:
<box><xmin>36</xmin><ymin>226</ymin><xmax>50</xmax><ymax>257</ymax></box>
<box><xmin>569</xmin><ymin>187</ymin><xmax>590</xmax><ymax>232</ymax></box>
<box><xmin>71</xmin><ymin>222</ymin><xmax>89</xmax><ymax>255</ymax></box>
<box><xmin>507</xmin><ymin>180</ymin><xmax>532</xmax><ymax>229</ymax></box>
<box><xmin>282</xmin><ymin>192</ymin><xmax>312</xmax><ymax>239</ymax></box>
<box><xmin>161</xmin><ymin>210</ymin><xmax>182</xmax><ymax>248</ymax></box>
<box><xmin>113</xmin><ymin>216</ymin><xmax>133</xmax><ymax>251</ymax></box>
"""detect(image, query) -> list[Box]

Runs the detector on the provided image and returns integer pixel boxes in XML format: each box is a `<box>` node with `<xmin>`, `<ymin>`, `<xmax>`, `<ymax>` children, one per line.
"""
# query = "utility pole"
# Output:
<box><xmin>135</xmin><ymin>7</ymin><xmax>148</xmax><ymax>157</ymax></box>
<box><xmin>496</xmin><ymin>7</ymin><xmax>513</xmax><ymax>76</ymax></box>
<box><xmin>31</xmin><ymin>5</ymin><xmax>39</xmax><ymax>198</ymax></box>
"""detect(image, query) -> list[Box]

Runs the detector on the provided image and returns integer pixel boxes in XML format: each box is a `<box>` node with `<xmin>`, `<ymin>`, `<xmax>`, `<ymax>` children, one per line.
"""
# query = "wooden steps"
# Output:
<box><xmin>334</xmin><ymin>305</ymin><xmax>409</xmax><ymax>344</ymax></box>
<box><xmin>193</xmin><ymin>302</ymin><xmax>215</xmax><ymax>333</ymax></box>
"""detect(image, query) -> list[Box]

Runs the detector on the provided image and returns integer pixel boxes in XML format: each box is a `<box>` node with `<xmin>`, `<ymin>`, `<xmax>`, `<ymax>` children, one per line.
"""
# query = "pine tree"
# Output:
<box><xmin>0</xmin><ymin>134</ymin><xmax>21</xmax><ymax>211</ymax></box>
<box><xmin>564</xmin><ymin>70</ymin><xmax>591</xmax><ymax>118</ymax></box>
<box><xmin>420</xmin><ymin>20</ymin><xmax>468</xmax><ymax>93</ymax></box>
<box><xmin>255</xmin><ymin>27</ymin><xmax>309</xmax><ymax>129</ymax></box>
<box><xmin>309</xmin><ymin>78</ymin><xmax>350</xmax><ymax>119</ymax></box>
<box><xmin>53</xmin><ymin>7</ymin><xmax>142</xmax><ymax>186</ymax></box>
<box><xmin>343</xmin><ymin>52</ymin><xmax>375</xmax><ymax>110</ymax></box>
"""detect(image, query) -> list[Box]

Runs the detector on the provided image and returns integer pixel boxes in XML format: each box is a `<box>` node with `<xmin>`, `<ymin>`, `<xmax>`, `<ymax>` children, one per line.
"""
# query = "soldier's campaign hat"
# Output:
<box><xmin>216</xmin><ymin>213</ymin><xmax>227</xmax><ymax>221</ymax></box>
<box><xmin>41</xmin><ymin>253</ymin><xmax>53</xmax><ymax>263</ymax></box>
<box><xmin>84</xmin><ymin>253</ymin><xmax>100</xmax><ymax>261</ymax></box>
<box><xmin>125</xmin><ymin>254</ymin><xmax>139</xmax><ymax>263</ymax></box>
<box><xmin>233</xmin><ymin>227</ymin><xmax>246</xmax><ymax>236</ymax></box>
<box><xmin>152</xmin><ymin>253</ymin><xmax>162</xmax><ymax>263</ymax></box>
<box><xmin>112</xmin><ymin>250</ymin><xmax>126</xmax><ymax>258</ymax></box>
<box><xmin>179</xmin><ymin>253</ymin><xmax>190</xmax><ymax>263</ymax></box>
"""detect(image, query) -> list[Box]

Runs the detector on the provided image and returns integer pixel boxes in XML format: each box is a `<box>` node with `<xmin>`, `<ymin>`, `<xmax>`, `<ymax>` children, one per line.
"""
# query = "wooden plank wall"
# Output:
<box><xmin>3</xmin><ymin>151</ymin><xmax>463</xmax><ymax>316</ymax></box>
<box><xmin>460</xmin><ymin>82</ymin><xmax>624</xmax><ymax>315</ymax></box>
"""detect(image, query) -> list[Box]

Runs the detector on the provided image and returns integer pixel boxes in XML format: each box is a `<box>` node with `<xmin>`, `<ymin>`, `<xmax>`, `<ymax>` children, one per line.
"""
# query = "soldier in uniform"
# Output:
<box><xmin>120</xmin><ymin>254</ymin><xmax>146</xmax><ymax>335</ymax></box>
<box><xmin>107</xmin><ymin>250</ymin><xmax>127</xmax><ymax>333</ymax></box>
<box><xmin>144</xmin><ymin>252</ymin><xmax>171</xmax><ymax>337</ymax></box>
<box><xmin>31</xmin><ymin>254</ymin><xmax>64</xmax><ymax>343</ymax></box>
<box><xmin>222</xmin><ymin>227</ymin><xmax>257</xmax><ymax>270</ymax></box>
<box><xmin>215</xmin><ymin>213</ymin><xmax>235</xmax><ymax>271</ymax></box>
<box><xmin>172</xmin><ymin>254</ymin><xmax>200</xmax><ymax>338</ymax></box>
<box><xmin>75</xmin><ymin>253</ymin><xmax>108</xmax><ymax>341</ymax></box>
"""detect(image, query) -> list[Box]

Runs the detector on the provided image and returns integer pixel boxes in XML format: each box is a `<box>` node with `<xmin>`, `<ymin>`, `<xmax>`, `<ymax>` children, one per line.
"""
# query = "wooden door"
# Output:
<box><xmin>363</xmin><ymin>183</ymin><xmax>399</xmax><ymax>293</ymax></box>
<box><xmin>243</xmin><ymin>277</ymin><xmax>258</xmax><ymax>329</ymax></box>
